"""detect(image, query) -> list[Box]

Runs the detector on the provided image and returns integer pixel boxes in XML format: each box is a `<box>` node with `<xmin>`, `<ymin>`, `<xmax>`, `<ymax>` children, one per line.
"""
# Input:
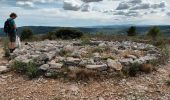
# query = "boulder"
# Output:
<box><xmin>64</xmin><ymin>57</ymin><xmax>81</xmax><ymax>66</ymax></box>
<box><xmin>39</xmin><ymin>64</ymin><xmax>50</xmax><ymax>71</ymax></box>
<box><xmin>147</xmin><ymin>49</ymin><xmax>159</xmax><ymax>54</ymax></box>
<box><xmin>119</xmin><ymin>58</ymin><xmax>133</xmax><ymax>66</ymax></box>
<box><xmin>85</xmin><ymin>64</ymin><xmax>107</xmax><ymax>70</ymax></box>
<box><xmin>45</xmin><ymin>51</ymin><xmax>56</xmax><ymax>61</ymax></box>
<box><xmin>0</xmin><ymin>66</ymin><xmax>9</xmax><ymax>74</ymax></box>
<box><xmin>98</xmin><ymin>43</ymin><xmax>107</xmax><ymax>47</ymax></box>
<box><xmin>49</xmin><ymin>63</ymin><xmax>63</xmax><ymax>69</ymax></box>
<box><xmin>93</xmin><ymin>53</ymin><xmax>101</xmax><ymax>58</ymax></box>
<box><xmin>133</xmin><ymin>56</ymin><xmax>157</xmax><ymax>64</ymax></box>
<box><xmin>107</xmin><ymin>59</ymin><xmax>122</xmax><ymax>71</ymax></box>
<box><xmin>126</xmin><ymin>55</ymin><xmax>137</xmax><ymax>60</ymax></box>
<box><xmin>55</xmin><ymin>56</ymin><xmax>65</xmax><ymax>62</ymax></box>
<box><xmin>63</xmin><ymin>45</ymin><xmax>74</xmax><ymax>52</ymax></box>
<box><xmin>34</xmin><ymin>54</ymin><xmax>49</xmax><ymax>65</ymax></box>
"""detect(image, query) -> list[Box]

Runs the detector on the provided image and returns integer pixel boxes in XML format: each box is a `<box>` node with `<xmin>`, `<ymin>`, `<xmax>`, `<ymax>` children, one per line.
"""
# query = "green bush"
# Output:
<box><xmin>46</xmin><ymin>31</ymin><xmax>56</xmax><ymax>40</ymax></box>
<box><xmin>81</xmin><ymin>35</ymin><xmax>91</xmax><ymax>45</ymax></box>
<box><xmin>166</xmin><ymin>80</ymin><xmax>170</xmax><ymax>86</ymax></box>
<box><xmin>159</xmin><ymin>44</ymin><xmax>170</xmax><ymax>64</ymax></box>
<box><xmin>54</xmin><ymin>28</ymin><xmax>83</xmax><ymax>39</ymax></box>
<box><xmin>153</xmin><ymin>38</ymin><xmax>166</xmax><ymax>46</ymax></box>
<box><xmin>2</xmin><ymin>38</ymin><xmax>10</xmax><ymax>57</ymax></box>
<box><xmin>13</xmin><ymin>61</ymin><xmax>39</xmax><ymax>78</ymax></box>
<box><xmin>20</xmin><ymin>28</ymin><xmax>34</xmax><ymax>41</ymax></box>
<box><xmin>147</xmin><ymin>26</ymin><xmax>161</xmax><ymax>40</ymax></box>
<box><xmin>13</xmin><ymin>61</ymin><xmax>27</xmax><ymax>73</ymax></box>
<box><xmin>128</xmin><ymin>63</ymin><xmax>142</xmax><ymax>77</ymax></box>
<box><xmin>26</xmin><ymin>62</ymin><xmax>39</xmax><ymax>78</ymax></box>
<box><xmin>54</xmin><ymin>97</ymin><xmax>62</xmax><ymax>100</ymax></box>
<box><xmin>127</xmin><ymin>26</ymin><xmax>137</xmax><ymax>36</ymax></box>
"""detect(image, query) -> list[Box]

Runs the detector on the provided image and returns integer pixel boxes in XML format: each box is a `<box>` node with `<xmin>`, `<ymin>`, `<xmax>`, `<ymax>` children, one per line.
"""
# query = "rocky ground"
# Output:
<box><xmin>0</xmin><ymin>40</ymin><xmax>170</xmax><ymax>100</ymax></box>
<box><xmin>10</xmin><ymin>40</ymin><xmax>160</xmax><ymax>77</ymax></box>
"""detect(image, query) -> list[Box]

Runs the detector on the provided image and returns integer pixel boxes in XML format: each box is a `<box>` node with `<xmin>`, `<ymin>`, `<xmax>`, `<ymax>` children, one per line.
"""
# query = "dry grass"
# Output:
<box><xmin>121</xmin><ymin>50</ymin><xmax>145</xmax><ymax>58</ymax></box>
<box><xmin>141</xmin><ymin>63</ymin><xmax>153</xmax><ymax>73</ymax></box>
<box><xmin>67</xmin><ymin>67</ymin><xmax>99</xmax><ymax>81</ymax></box>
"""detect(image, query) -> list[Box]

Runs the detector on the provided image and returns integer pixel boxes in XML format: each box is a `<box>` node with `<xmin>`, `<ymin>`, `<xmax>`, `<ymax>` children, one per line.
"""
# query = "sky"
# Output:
<box><xmin>0</xmin><ymin>0</ymin><xmax>170</xmax><ymax>27</ymax></box>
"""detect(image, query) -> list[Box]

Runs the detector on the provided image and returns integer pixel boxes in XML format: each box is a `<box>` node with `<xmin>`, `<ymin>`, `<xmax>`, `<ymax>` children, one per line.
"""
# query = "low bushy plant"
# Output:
<box><xmin>2</xmin><ymin>38</ymin><xmax>10</xmax><ymax>57</ymax></box>
<box><xmin>147</xmin><ymin>26</ymin><xmax>161</xmax><ymax>41</ymax></box>
<box><xmin>13</xmin><ymin>61</ymin><xmax>39</xmax><ymax>79</ymax></box>
<box><xmin>13</xmin><ymin>61</ymin><xmax>28</xmax><ymax>73</ymax></box>
<box><xmin>128</xmin><ymin>63</ymin><xmax>142</xmax><ymax>77</ymax></box>
<box><xmin>26</xmin><ymin>62</ymin><xmax>39</xmax><ymax>78</ymax></box>
<box><xmin>166</xmin><ymin>80</ymin><xmax>170</xmax><ymax>86</ymax></box>
<box><xmin>81</xmin><ymin>35</ymin><xmax>91</xmax><ymax>45</ymax></box>
<box><xmin>20</xmin><ymin>28</ymin><xmax>34</xmax><ymax>41</ymax></box>
<box><xmin>46</xmin><ymin>31</ymin><xmax>56</xmax><ymax>40</ymax></box>
<box><xmin>159</xmin><ymin>44</ymin><xmax>170</xmax><ymax>64</ymax></box>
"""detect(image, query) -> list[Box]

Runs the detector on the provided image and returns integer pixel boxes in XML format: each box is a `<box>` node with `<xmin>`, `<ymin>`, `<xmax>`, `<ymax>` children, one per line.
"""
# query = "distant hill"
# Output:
<box><xmin>0</xmin><ymin>25</ymin><xmax>170</xmax><ymax>37</ymax></box>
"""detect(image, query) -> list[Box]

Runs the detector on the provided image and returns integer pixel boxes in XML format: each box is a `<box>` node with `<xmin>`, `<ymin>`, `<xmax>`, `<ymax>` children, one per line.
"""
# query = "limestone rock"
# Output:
<box><xmin>65</xmin><ymin>57</ymin><xmax>81</xmax><ymax>66</ymax></box>
<box><xmin>98</xmin><ymin>42</ymin><xmax>106</xmax><ymax>47</ymax></box>
<box><xmin>63</xmin><ymin>45</ymin><xmax>74</xmax><ymax>52</ymax></box>
<box><xmin>119</xmin><ymin>58</ymin><xmax>133</xmax><ymax>65</ymax></box>
<box><xmin>39</xmin><ymin>64</ymin><xmax>50</xmax><ymax>71</ymax></box>
<box><xmin>126</xmin><ymin>55</ymin><xmax>137</xmax><ymax>60</ymax></box>
<box><xmin>107</xmin><ymin>59</ymin><xmax>122</xmax><ymax>71</ymax></box>
<box><xmin>0</xmin><ymin>66</ymin><xmax>9</xmax><ymax>74</ymax></box>
<box><xmin>49</xmin><ymin>63</ymin><xmax>63</xmax><ymax>69</ymax></box>
<box><xmin>86</xmin><ymin>64</ymin><xmax>107</xmax><ymax>70</ymax></box>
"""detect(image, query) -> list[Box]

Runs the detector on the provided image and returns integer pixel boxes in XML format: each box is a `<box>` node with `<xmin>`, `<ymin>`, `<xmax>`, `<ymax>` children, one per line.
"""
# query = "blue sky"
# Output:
<box><xmin>0</xmin><ymin>0</ymin><xmax>170</xmax><ymax>27</ymax></box>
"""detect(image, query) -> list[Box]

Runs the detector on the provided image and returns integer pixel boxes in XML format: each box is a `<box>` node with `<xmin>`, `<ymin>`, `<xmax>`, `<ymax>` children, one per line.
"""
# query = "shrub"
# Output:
<box><xmin>153</xmin><ymin>38</ymin><xmax>166</xmax><ymax>46</ymax></box>
<box><xmin>141</xmin><ymin>63</ymin><xmax>153</xmax><ymax>73</ymax></box>
<box><xmin>81</xmin><ymin>35</ymin><xmax>91</xmax><ymax>45</ymax></box>
<box><xmin>26</xmin><ymin>62</ymin><xmax>39</xmax><ymax>78</ymax></box>
<box><xmin>67</xmin><ymin>68</ymin><xmax>98</xmax><ymax>81</ymax></box>
<box><xmin>127</xmin><ymin>26</ymin><xmax>137</xmax><ymax>36</ymax></box>
<box><xmin>91</xmin><ymin>47</ymin><xmax>104</xmax><ymax>53</ymax></box>
<box><xmin>159</xmin><ymin>44</ymin><xmax>170</xmax><ymax>64</ymax></box>
<box><xmin>20</xmin><ymin>28</ymin><xmax>34</xmax><ymax>41</ymax></box>
<box><xmin>2</xmin><ymin>38</ymin><xmax>10</xmax><ymax>57</ymax></box>
<box><xmin>46</xmin><ymin>31</ymin><xmax>56</xmax><ymax>40</ymax></box>
<box><xmin>166</xmin><ymin>80</ymin><xmax>170</xmax><ymax>86</ymax></box>
<box><xmin>54</xmin><ymin>97</ymin><xmax>62</xmax><ymax>100</ymax></box>
<box><xmin>55</xmin><ymin>28</ymin><xmax>83</xmax><ymax>39</ymax></box>
<box><xmin>128</xmin><ymin>63</ymin><xmax>141</xmax><ymax>77</ymax></box>
<box><xmin>13</xmin><ymin>61</ymin><xmax>39</xmax><ymax>79</ymax></box>
<box><xmin>147</xmin><ymin>26</ymin><xmax>161</xmax><ymax>40</ymax></box>
<box><xmin>44</xmin><ymin>28</ymin><xmax>84</xmax><ymax>40</ymax></box>
<box><xmin>13</xmin><ymin>61</ymin><xmax>28</xmax><ymax>73</ymax></box>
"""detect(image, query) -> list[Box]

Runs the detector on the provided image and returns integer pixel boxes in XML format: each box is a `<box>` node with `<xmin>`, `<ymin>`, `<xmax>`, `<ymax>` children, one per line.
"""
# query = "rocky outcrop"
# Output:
<box><xmin>10</xmin><ymin>40</ymin><xmax>160</xmax><ymax>76</ymax></box>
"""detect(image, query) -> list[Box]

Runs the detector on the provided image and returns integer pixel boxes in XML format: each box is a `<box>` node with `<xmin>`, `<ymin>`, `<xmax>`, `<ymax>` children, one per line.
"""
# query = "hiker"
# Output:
<box><xmin>4</xmin><ymin>13</ymin><xmax>18</xmax><ymax>53</ymax></box>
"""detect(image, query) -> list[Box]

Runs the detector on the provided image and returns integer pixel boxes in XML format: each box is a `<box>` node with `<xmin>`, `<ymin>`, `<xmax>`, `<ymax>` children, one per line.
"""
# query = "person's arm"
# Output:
<box><xmin>14</xmin><ymin>24</ymin><xmax>17</xmax><ymax>29</ymax></box>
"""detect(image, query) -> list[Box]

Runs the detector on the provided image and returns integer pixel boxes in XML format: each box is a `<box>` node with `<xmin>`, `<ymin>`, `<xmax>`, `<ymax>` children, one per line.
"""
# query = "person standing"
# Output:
<box><xmin>4</xmin><ymin>13</ymin><xmax>18</xmax><ymax>53</ymax></box>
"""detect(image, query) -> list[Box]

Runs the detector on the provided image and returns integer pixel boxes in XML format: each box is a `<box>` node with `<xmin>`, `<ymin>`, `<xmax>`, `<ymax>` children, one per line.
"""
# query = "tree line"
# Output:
<box><xmin>20</xmin><ymin>26</ymin><xmax>162</xmax><ymax>41</ymax></box>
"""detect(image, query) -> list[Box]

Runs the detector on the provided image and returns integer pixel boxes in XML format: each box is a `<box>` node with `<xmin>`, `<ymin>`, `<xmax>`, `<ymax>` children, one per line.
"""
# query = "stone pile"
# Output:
<box><xmin>10</xmin><ymin>40</ymin><xmax>161</xmax><ymax>76</ymax></box>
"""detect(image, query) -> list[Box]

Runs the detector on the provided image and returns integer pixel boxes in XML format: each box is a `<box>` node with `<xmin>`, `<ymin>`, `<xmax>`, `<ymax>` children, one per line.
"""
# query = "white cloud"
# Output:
<box><xmin>16</xmin><ymin>1</ymin><xmax>34</xmax><ymax>7</ymax></box>
<box><xmin>0</xmin><ymin>0</ymin><xmax>170</xmax><ymax>26</ymax></box>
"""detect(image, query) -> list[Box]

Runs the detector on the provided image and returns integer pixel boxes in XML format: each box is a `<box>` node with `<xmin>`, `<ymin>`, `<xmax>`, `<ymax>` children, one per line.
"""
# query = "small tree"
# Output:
<box><xmin>127</xmin><ymin>26</ymin><xmax>137</xmax><ymax>36</ymax></box>
<box><xmin>147</xmin><ymin>26</ymin><xmax>161</xmax><ymax>40</ymax></box>
<box><xmin>55</xmin><ymin>28</ymin><xmax>83</xmax><ymax>39</ymax></box>
<box><xmin>20</xmin><ymin>28</ymin><xmax>34</xmax><ymax>41</ymax></box>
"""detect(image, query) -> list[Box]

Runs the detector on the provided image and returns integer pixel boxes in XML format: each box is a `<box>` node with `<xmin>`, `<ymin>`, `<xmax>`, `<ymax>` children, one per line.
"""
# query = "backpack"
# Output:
<box><xmin>4</xmin><ymin>20</ymin><xmax>11</xmax><ymax>33</ymax></box>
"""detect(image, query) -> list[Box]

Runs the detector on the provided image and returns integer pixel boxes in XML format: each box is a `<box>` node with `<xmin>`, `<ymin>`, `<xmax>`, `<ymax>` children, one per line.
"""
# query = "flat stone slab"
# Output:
<box><xmin>0</xmin><ymin>66</ymin><xmax>9</xmax><ymax>74</ymax></box>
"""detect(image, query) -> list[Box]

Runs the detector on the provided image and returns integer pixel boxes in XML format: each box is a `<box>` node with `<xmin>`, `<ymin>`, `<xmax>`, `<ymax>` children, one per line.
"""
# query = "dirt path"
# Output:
<box><xmin>0</xmin><ymin>45</ymin><xmax>170</xmax><ymax>100</ymax></box>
